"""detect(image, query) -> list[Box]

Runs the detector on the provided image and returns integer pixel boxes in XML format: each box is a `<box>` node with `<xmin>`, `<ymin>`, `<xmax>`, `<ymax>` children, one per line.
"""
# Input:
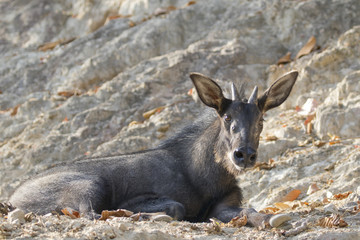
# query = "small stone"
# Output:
<box><xmin>1</xmin><ymin>223</ymin><xmax>14</xmax><ymax>231</ymax></box>
<box><xmin>8</xmin><ymin>209</ymin><xmax>25</xmax><ymax>224</ymax></box>
<box><xmin>269</xmin><ymin>214</ymin><xmax>292</xmax><ymax>228</ymax></box>
<box><xmin>151</xmin><ymin>214</ymin><xmax>173</xmax><ymax>223</ymax></box>
<box><xmin>326</xmin><ymin>191</ymin><xmax>334</xmax><ymax>199</ymax></box>
<box><xmin>323</xmin><ymin>203</ymin><xmax>338</xmax><ymax>214</ymax></box>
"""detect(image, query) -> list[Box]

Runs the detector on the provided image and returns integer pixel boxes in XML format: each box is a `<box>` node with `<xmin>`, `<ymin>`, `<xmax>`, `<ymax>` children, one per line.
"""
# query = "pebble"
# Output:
<box><xmin>8</xmin><ymin>209</ymin><xmax>25</xmax><ymax>224</ymax></box>
<box><xmin>151</xmin><ymin>214</ymin><xmax>173</xmax><ymax>223</ymax></box>
<box><xmin>269</xmin><ymin>214</ymin><xmax>292</xmax><ymax>228</ymax></box>
<box><xmin>323</xmin><ymin>203</ymin><xmax>338</xmax><ymax>214</ymax></box>
<box><xmin>1</xmin><ymin>223</ymin><xmax>14</xmax><ymax>231</ymax></box>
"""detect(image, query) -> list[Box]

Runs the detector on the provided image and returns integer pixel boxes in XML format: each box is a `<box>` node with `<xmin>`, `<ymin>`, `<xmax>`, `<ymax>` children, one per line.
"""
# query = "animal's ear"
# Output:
<box><xmin>190</xmin><ymin>73</ymin><xmax>231</xmax><ymax>114</ymax></box>
<box><xmin>258</xmin><ymin>71</ymin><xmax>298</xmax><ymax>112</ymax></box>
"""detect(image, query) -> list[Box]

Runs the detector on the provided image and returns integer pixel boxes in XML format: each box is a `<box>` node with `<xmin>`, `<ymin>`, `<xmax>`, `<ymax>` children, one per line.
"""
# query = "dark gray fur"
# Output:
<box><xmin>10</xmin><ymin>71</ymin><xmax>298</xmax><ymax>226</ymax></box>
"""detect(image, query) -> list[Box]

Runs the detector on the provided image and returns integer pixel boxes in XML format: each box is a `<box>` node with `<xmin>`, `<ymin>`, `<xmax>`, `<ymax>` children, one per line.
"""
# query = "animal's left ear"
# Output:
<box><xmin>190</xmin><ymin>73</ymin><xmax>232</xmax><ymax>114</ymax></box>
<box><xmin>258</xmin><ymin>71</ymin><xmax>298</xmax><ymax>112</ymax></box>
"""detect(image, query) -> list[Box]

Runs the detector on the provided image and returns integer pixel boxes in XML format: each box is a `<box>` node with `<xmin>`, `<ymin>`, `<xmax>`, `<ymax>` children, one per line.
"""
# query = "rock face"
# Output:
<box><xmin>0</xmin><ymin>0</ymin><xmax>360</xmax><ymax>238</ymax></box>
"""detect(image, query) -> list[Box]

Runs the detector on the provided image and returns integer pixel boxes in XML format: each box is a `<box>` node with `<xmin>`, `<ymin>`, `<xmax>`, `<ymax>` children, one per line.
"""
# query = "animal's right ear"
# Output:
<box><xmin>258</xmin><ymin>71</ymin><xmax>298</xmax><ymax>112</ymax></box>
<box><xmin>190</xmin><ymin>73</ymin><xmax>231</xmax><ymax>114</ymax></box>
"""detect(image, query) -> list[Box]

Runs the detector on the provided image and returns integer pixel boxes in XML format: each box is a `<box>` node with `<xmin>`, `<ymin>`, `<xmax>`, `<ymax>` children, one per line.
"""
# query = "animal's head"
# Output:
<box><xmin>190</xmin><ymin>71</ymin><xmax>298</xmax><ymax>171</ymax></box>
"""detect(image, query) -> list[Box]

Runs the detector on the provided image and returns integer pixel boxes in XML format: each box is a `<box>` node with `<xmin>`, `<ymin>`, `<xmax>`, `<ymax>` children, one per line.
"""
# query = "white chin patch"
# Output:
<box><xmin>228</xmin><ymin>152</ymin><xmax>242</xmax><ymax>171</ymax></box>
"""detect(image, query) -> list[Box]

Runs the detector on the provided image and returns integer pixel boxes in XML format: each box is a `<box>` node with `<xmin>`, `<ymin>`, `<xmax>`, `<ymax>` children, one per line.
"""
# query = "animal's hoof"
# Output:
<box><xmin>269</xmin><ymin>214</ymin><xmax>292</xmax><ymax>228</ymax></box>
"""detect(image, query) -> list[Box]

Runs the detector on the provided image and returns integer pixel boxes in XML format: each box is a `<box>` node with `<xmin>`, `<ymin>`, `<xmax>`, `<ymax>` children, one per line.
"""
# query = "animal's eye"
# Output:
<box><xmin>224</xmin><ymin>114</ymin><xmax>232</xmax><ymax>122</ymax></box>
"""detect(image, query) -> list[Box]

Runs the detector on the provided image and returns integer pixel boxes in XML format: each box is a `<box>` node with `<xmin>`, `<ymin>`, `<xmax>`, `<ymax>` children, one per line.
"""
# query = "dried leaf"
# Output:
<box><xmin>313</xmin><ymin>140</ymin><xmax>326</xmax><ymax>148</ymax></box>
<box><xmin>61</xmin><ymin>208</ymin><xmax>80</xmax><ymax>219</ymax></box>
<box><xmin>143</xmin><ymin>106</ymin><xmax>165</xmax><ymax>119</ymax></box>
<box><xmin>329</xmin><ymin>140</ymin><xmax>341</xmax><ymax>145</ymax></box>
<box><xmin>228</xmin><ymin>215</ymin><xmax>247</xmax><ymax>227</ymax></box>
<box><xmin>185</xmin><ymin>1</ymin><xmax>197</xmax><ymax>7</ymax></box>
<box><xmin>208</xmin><ymin>218</ymin><xmax>223</xmax><ymax>233</ymax></box>
<box><xmin>38</xmin><ymin>40</ymin><xmax>62</xmax><ymax>51</ymax></box>
<box><xmin>274</xmin><ymin>202</ymin><xmax>291</xmax><ymax>210</ymax></box>
<box><xmin>167</xmin><ymin>5</ymin><xmax>177</xmax><ymax>11</ymax></box>
<box><xmin>327</xmin><ymin>133</ymin><xmax>340</xmax><ymax>140</ymax></box>
<box><xmin>57</xmin><ymin>91</ymin><xmax>77</xmax><ymax>98</ymax></box>
<box><xmin>108</xmin><ymin>14</ymin><xmax>132</xmax><ymax>20</ymax></box>
<box><xmin>282</xmin><ymin>189</ymin><xmax>301</xmax><ymax>202</ymax></box>
<box><xmin>277</xmin><ymin>52</ymin><xmax>292</xmax><ymax>65</ymax></box>
<box><xmin>318</xmin><ymin>214</ymin><xmax>348</xmax><ymax>228</ymax></box>
<box><xmin>99</xmin><ymin>209</ymin><xmax>134</xmax><ymax>221</ymax></box>
<box><xmin>128</xmin><ymin>20</ymin><xmax>136</xmax><ymax>27</ymax></box>
<box><xmin>129</xmin><ymin>121</ymin><xmax>142</xmax><ymax>127</ymax></box>
<box><xmin>333</xmin><ymin>191</ymin><xmax>352</xmax><ymax>200</ymax></box>
<box><xmin>260</xmin><ymin>207</ymin><xmax>280</xmax><ymax>214</ymax></box>
<box><xmin>38</xmin><ymin>38</ymin><xmax>75</xmax><ymax>52</ymax></box>
<box><xmin>265</xmin><ymin>135</ymin><xmax>278</xmax><ymax>141</ymax></box>
<box><xmin>62</xmin><ymin>117</ymin><xmax>69</xmax><ymax>122</ymax></box>
<box><xmin>296</xmin><ymin>36</ymin><xmax>317</xmax><ymax>59</ymax></box>
<box><xmin>10</xmin><ymin>104</ymin><xmax>21</xmax><ymax>116</ymax></box>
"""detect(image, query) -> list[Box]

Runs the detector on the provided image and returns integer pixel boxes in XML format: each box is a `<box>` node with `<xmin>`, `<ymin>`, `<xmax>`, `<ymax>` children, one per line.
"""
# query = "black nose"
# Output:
<box><xmin>234</xmin><ymin>147</ymin><xmax>257</xmax><ymax>167</ymax></box>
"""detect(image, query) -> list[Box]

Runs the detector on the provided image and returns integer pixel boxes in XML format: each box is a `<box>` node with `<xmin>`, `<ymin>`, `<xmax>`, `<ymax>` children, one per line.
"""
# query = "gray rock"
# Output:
<box><xmin>7</xmin><ymin>209</ymin><xmax>25</xmax><ymax>224</ymax></box>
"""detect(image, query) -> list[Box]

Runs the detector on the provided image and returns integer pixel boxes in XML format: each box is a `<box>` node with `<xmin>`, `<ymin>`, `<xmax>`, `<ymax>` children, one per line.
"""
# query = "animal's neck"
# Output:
<box><xmin>189</xmin><ymin>118</ymin><xmax>237</xmax><ymax>196</ymax></box>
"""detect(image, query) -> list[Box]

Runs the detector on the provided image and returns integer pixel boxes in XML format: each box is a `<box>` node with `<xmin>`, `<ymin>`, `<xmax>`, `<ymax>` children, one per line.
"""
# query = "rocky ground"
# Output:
<box><xmin>0</xmin><ymin>0</ymin><xmax>359</xmax><ymax>239</ymax></box>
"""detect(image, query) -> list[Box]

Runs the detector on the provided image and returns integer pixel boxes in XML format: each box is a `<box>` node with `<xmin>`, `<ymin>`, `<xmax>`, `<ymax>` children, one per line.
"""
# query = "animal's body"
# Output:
<box><xmin>10</xmin><ymin>71</ymin><xmax>298</xmax><ymax>227</ymax></box>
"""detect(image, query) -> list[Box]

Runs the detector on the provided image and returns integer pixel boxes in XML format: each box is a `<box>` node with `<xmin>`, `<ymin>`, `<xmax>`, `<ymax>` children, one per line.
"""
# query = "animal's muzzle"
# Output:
<box><xmin>233</xmin><ymin>147</ymin><xmax>257</xmax><ymax>168</ymax></box>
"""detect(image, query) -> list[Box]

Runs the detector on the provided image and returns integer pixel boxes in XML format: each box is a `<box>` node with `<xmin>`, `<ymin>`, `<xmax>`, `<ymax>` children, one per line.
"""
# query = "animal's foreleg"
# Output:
<box><xmin>209</xmin><ymin>190</ymin><xmax>279</xmax><ymax>228</ymax></box>
<box><xmin>120</xmin><ymin>195</ymin><xmax>185</xmax><ymax>220</ymax></box>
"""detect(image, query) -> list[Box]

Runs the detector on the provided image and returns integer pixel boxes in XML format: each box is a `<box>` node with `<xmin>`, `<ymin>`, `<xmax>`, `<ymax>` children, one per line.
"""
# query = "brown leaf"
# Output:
<box><xmin>10</xmin><ymin>104</ymin><xmax>21</xmax><ymax>116</ymax></box>
<box><xmin>99</xmin><ymin>209</ymin><xmax>134</xmax><ymax>221</ymax></box>
<box><xmin>277</xmin><ymin>52</ymin><xmax>292</xmax><ymax>65</ymax></box>
<box><xmin>329</xmin><ymin>140</ymin><xmax>341</xmax><ymax>145</ymax></box>
<box><xmin>129</xmin><ymin>121</ymin><xmax>142</xmax><ymax>127</ymax></box>
<box><xmin>61</xmin><ymin>208</ymin><xmax>80</xmax><ymax>219</ymax></box>
<box><xmin>57</xmin><ymin>91</ymin><xmax>76</xmax><ymax>98</ymax></box>
<box><xmin>296</xmin><ymin>36</ymin><xmax>317</xmax><ymax>59</ymax></box>
<box><xmin>128</xmin><ymin>20</ymin><xmax>136</xmax><ymax>27</ymax></box>
<box><xmin>259</xmin><ymin>206</ymin><xmax>280</xmax><ymax>214</ymax></box>
<box><xmin>265</xmin><ymin>135</ymin><xmax>278</xmax><ymax>141</ymax></box>
<box><xmin>282</xmin><ymin>189</ymin><xmax>301</xmax><ymax>202</ymax></box>
<box><xmin>167</xmin><ymin>5</ymin><xmax>177</xmax><ymax>11</ymax></box>
<box><xmin>185</xmin><ymin>1</ymin><xmax>197</xmax><ymax>7</ymax></box>
<box><xmin>38</xmin><ymin>38</ymin><xmax>75</xmax><ymax>52</ymax></box>
<box><xmin>318</xmin><ymin>214</ymin><xmax>348</xmax><ymax>228</ymax></box>
<box><xmin>108</xmin><ymin>14</ymin><xmax>132</xmax><ymax>20</ymax></box>
<box><xmin>38</xmin><ymin>40</ymin><xmax>62</xmax><ymax>51</ymax></box>
<box><xmin>333</xmin><ymin>191</ymin><xmax>352</xmax><ymax>200</ymax></box>
<box><xmin>313</xmin><ymin>140</ymin><xmax>326</xmax><ymax>148</ymax></box>
<box><xmin>228</xmin><ymin>215</ymin><xmax>247</xmax><ymax>227</ymax></box>
<box><xmin>143</xmin><ymin>106</ymin><xmax>165</xmax><ymax>119</ymax></box>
